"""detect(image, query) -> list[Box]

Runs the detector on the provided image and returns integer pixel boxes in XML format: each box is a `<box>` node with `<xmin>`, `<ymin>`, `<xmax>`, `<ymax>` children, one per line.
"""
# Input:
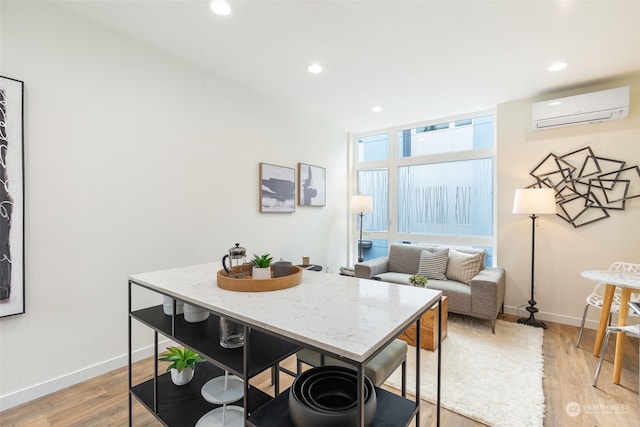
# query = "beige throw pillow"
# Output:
<box><xmin>417</xmin><ymin>249</ymin><xmax>449</xmax><ymax>280</ymax></box>
<box><xmin>446</xmin><ymin>249</ymin><xmax>482</xmax><ymax>284</ymax></box>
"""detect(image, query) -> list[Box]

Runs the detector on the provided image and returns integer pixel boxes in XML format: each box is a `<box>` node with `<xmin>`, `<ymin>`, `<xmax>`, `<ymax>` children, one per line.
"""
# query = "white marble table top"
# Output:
<box><xmin>129</xmin><ymin>262</ymin><xmax>441</xmax><ymax>363</ymax></box>
<box><xmin>581</xmin><ymin>270</ymin><xmax>640</xmax><ymax>290</ymax></box>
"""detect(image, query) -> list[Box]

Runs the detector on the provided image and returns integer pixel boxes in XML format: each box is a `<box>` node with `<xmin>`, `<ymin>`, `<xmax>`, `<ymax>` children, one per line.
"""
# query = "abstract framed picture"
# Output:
<box><xmin>0</xmin><ymin>76</ymin><xmax>25</xmax><ymax>318</ymax></box>
<box><xmin>259</xmin><ymin>163</ymin><xmax>295</xmax><ymax>213</ymax></box>
<box><xmin>298</xmin><ymin>163</ymin><xmax>326</xmax><ymax>207</ymax></box>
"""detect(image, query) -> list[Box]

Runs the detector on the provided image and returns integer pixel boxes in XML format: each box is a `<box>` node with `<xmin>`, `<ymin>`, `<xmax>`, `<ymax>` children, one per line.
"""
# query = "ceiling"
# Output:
<box><xmin>54</xmin><ymin>0</ymin><xmax>640</xmax><ymax>133</ymax></box>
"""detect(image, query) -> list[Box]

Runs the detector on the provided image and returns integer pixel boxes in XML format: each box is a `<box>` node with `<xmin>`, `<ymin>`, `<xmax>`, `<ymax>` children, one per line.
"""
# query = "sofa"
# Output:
<box><xmin>354</xmin><ymin>243</ymin><xmax>506</xmax><ymax>333</ymax></box>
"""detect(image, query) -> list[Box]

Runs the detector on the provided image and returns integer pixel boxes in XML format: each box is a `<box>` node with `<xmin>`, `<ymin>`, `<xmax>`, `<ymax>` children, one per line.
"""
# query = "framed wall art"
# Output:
<box><xmin>259</xmin><ymin>163</ymin><xmax>295</xmax><ymax>213</ymax></box>
<box><xmin>298</xmin><ymin>163</ymin><xmax>326</xmax><ymax>207</ymax></box>
<box><xmin>0</xmin><ymin>76</ymin><xmax>25</xmax><ymax>318</ymax></box>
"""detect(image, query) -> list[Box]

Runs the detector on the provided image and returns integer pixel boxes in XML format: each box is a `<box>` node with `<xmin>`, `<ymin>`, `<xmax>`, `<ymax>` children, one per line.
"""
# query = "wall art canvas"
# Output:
<box><xmin>0</xmin><ymin>76</ymin><xmax>25</xmax><ymax>317</ymax></box>
<box><xmin>260</xmin><ymin>163</ymin><xmax>295</xmax><ymax>213</ymax></box>
<box><xmin>298</xmin><ymin>163</ymin><xmax>326</xmax><ymax>206</ymax></box>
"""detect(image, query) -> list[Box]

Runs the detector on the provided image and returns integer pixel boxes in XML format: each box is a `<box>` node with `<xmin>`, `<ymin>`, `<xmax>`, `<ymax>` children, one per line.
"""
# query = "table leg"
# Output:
<box><xmin>613</xmin><ymin>288</ymin><xmax>632</xmax><ymax>384</ymax></box>
<box><xmin>593</xmin><ymin>284</ymin><xmax>616</xmax><ymax>357</ymax></box>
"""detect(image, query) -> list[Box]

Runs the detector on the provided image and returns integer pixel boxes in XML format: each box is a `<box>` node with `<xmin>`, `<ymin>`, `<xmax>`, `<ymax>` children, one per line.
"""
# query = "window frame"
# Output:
<box><xmin>351</xmin><ymin>110</ymin><xmax>497</xmax><ymax>265</ymax></box>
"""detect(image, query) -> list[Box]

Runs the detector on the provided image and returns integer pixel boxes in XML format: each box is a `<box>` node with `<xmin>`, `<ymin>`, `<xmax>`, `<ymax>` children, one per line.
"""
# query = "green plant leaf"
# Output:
<box><xmin>159</xmin><ymin>346</ymin><xmax>205</xmax><ymax>372</ymax></box>
<box><xmin>252</xmin><ymin>253</ymin><xmax>273</xmax><ymax>268</ymax></box>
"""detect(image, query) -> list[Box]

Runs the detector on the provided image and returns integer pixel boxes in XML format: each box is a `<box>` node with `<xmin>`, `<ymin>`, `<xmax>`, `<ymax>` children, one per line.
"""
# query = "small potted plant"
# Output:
<box><xmin>252</xmin><ymin>253</ymin><xmax>273</xmax><ymax>279</ymax></box>
<box><xmin>409</xmin><ymin>274</ymin><xmax>428</xmax><ymax>288</ymax></box>
<box><xmin>159</xmin><ymin>346</ymin><xmax>206</xmax><ymax>386</ymax></box>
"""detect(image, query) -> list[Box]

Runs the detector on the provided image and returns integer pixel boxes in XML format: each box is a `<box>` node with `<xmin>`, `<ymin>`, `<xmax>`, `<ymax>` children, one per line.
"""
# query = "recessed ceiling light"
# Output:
<box><xmin>548</xmin><ymin>101</ymin><xmax>562</xmax><ymax>106</ymax></box>
<box><xmin>548</xmin><ymin>62</ymin><xmax>568</xmax><ymax>72</ymax></box>
<box><xmin>307</xmin><ymin>64</ymin><xmax>323</xmax><ymax>74</ymax></box>
<box><xmin>210</xmin><ymin>0</ymin><xmax>232</xmax><ymax>16</ymax></box>
<box><xmin>371</xmin><ymin>106</ymin><xmax>383</xmax><ymax>113</ymax></box>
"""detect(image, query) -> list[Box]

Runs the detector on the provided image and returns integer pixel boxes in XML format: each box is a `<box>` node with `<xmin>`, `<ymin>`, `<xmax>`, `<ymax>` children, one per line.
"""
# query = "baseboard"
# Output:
<box><xmin>503</xmin><ymin>305</ymin><xmax>599</xmax><ymax>329</ymax></box>
<box><xmin>0</xmin><ymin>338</ymin><xmax>175</xmax><ymax>412</ymax></box>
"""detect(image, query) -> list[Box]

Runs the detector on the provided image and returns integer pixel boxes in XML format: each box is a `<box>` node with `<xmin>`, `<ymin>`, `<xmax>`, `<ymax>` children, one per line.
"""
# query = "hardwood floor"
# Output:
<box><xmin>1</xmin><ymin>315</ymin><xmax>638</xmax><ymax>426</ymax></box>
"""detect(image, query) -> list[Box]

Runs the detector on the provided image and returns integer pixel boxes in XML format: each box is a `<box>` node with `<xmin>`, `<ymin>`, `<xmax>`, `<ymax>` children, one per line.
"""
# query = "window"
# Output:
<box><xmin>398</xmin><ymin>158</ymin><xmax>493</xmax><ymax>236</ymax></box>
<box><xmin>398</xmin><ymin>115</ymin><xmax>494</xmax><ymax>157</ymax></box>
<box><xmin>358</xmin><ymin>169</ymin><xmax>388</xmax><ymax>232</ymax></box>
<box><xmin>357</xmin><ymin>133</ymin><xmax>389</xmax><ymax>162</ymax></box>
<box><xmin>353</xmin><ymin>112</ymin><xmax>496</xmax><ymax>264</ymax></box>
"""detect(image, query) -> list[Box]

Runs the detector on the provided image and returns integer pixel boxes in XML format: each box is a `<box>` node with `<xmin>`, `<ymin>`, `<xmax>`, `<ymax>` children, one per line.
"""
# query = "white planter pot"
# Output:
<box><xmin>170</xmin><ymin>367</ymin><xmax>194</xmax><ymax>386</ymax></box>
<box><xmin>183</xmin><ymin>303</ymin><xmax>210</xmax><ymax>323</ymax></box>
<box><xmin>162</xmin><ymin>296</ymin><xmax>184</xmax><ymax>315</ymax></box>
<box><xmin>252</xmin><ymin>266</ymin><xmax>271</xmax><ymax>280</ymax></box>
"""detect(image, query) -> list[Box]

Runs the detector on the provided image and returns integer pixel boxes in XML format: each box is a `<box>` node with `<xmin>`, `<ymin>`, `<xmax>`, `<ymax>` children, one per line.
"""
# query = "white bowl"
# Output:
<box><xmin>184</xmin><ymin>303</ymin><xmax>210</xmax><ymax>323</ymax></box>
<box><xmin>162</xmin><ymin>297</ymin><xmax>184</xmax><ymax>315</ymax></box>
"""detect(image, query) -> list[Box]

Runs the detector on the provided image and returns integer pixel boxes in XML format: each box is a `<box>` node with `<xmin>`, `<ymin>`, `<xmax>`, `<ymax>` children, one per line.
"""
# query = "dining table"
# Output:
<box><xmin>581</xmin><ymin>269</ymin><xmax>640</xmax><ymax>384</ymax></box>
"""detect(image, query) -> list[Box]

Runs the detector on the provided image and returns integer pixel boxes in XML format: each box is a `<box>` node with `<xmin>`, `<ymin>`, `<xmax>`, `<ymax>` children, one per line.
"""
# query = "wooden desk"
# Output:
<box><xmin>581</xmin><ymin>270</ymin><xmax>640</xmax><ymax>384</ymax></box>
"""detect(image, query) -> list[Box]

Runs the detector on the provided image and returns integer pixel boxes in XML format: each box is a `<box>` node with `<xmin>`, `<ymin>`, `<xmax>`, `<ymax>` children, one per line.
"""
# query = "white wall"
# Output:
<box><xmin>0</xmin><ymin>1</ymin><xmax>348</xmax><ymax>409</ymax></box>
<box><xmin>497</xmin><ymin>73</ymin><xmax>640</xmax><ymax>326</ymax></box>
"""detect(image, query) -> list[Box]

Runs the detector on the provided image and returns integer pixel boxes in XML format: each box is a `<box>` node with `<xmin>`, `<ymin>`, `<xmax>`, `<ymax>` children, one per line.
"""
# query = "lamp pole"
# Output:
<box><xmin>351</xmin><ymin>195</ymin><xmax>373</xmax><ymax>264</ymax></box>
<box><xmin>512</xmin><ymin>187</ymin><xmax>556</xmax><ymax>330</ymax></box>
<box><xmin>358</xmin><ymin>211</ymin><xmax>365</xmax><ymax>262</ymax></box>
<box><xmin>517</xmin><ymin>213</ymin><xmax>547</xmax><ymax>329</ymax></box>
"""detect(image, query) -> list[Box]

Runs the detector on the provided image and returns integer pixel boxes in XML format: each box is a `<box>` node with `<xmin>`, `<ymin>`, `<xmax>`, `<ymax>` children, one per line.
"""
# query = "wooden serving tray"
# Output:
<box><xmin>217</xmin><ymin>265</ymin><xmax>303</xmax><ymax>292</ymax></box>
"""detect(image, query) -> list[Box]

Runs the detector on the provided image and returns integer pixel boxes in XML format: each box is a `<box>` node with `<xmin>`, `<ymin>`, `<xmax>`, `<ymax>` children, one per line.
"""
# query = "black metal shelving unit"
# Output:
<box><xmin>128</xmin><ymin>283</ymin><xmax>301</xmax><ymax>426</ymax></box>
<box><xmin>128</xmin><ymin>278</ymin><xmax>440</xmax><ymax>427</ymax></box>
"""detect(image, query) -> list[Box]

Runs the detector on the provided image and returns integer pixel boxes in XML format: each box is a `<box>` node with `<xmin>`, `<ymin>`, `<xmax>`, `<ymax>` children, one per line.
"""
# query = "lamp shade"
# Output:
<box><xmin>351</xmin><ymin>195</ymin><xmax>373</xmax><ymax>213</ymax></box>
<box><xmin>513</xmin><ymin>188</ymin><xmax>557</xmax><ymax>215</ymax></box>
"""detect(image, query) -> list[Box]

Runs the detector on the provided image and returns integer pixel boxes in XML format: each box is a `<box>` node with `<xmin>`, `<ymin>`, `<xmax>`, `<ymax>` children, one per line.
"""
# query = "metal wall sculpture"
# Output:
<box><xmin>528</xmin><ymin>146</ymin><xmax>639</xmax><ymax>227</ymax></box>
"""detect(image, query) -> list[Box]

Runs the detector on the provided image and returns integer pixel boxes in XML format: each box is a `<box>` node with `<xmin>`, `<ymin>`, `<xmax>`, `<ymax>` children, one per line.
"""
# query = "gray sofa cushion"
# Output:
<box><xmin>446</xmin><ymin>249</ymin><xmax>483</xmax><ymax>284</ymax></box>
<box><xmin>451</xmin><ymin>247</ymin><xmax>486</xmax><ymax>271</ymax></box>
<box><xmin>426</xmin><ymin>279</ymin><xmax>472</xmax><ymax>314</ymax></box>
<box><xmin>418</xmin><ymin>248</ymin><xmax>449</xmax><ymax>280</ymax></box>
<box><xmin>296</xmin><ymin>339</ymin><xmax>407</xmax><ymax>387</ymax></box>
<box><xmin>375</xmin><ymin>272</ymin><xmax>413</xmax><ymax>285</ymax></box>
<box><xmin>387</xmin><ymin>244</ymin><xmax>424</xmax><ymax>274</ymax></box>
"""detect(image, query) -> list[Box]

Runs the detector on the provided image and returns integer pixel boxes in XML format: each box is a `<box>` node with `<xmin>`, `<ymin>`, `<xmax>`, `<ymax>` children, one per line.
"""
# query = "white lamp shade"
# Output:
<box><xmin>351</xmin><ymin>195</ymin><xmax>373</xmax><ymax>213</ymax></box>
<box><xmin>513</xmin><ymin>188</ymin><xmax>557</xmax><ymax>215</ymax></box>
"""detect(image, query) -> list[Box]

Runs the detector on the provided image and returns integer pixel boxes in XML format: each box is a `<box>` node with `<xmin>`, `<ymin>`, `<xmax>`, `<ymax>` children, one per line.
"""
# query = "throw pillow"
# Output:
<box><xmin>417</xmin><ymin>249</ymin><xmax>449</xmax><ymax>280</ymax></box>
<box><xmin>446</xmin><ymin>249</ymin><xmax>482</xmax><ymax>284</ymax></box>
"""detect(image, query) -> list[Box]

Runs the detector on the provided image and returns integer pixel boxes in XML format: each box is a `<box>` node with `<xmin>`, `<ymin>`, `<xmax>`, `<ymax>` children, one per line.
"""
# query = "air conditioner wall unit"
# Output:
<box><xmin>532</xmin><ymin>86</ymin><xmax>630</xmax><ymax>130</ymax></box>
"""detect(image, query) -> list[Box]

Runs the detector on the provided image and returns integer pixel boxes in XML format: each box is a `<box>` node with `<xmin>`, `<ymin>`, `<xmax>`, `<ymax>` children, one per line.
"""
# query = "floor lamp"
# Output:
<box><xmin>512</xmin><ymin>188</ymin><xmax>557</xmax><ymax>329</ymax></box>
<box><xmin>351</xmin><ymin>195</ymin><xmax>373</xmax><ymax>263</ymax></box>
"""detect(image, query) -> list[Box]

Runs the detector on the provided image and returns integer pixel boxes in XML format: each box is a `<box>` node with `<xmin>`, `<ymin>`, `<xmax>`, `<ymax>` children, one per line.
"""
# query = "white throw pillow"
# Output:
<box><xmin>446</xmin><ymin>249</ymin><xmax>482</xmax><ymax>284</ymax></box>
<box><xmin>417</xmin><ymin>249</ymin><xmax>449</xmax><ymax>280</ymax></box>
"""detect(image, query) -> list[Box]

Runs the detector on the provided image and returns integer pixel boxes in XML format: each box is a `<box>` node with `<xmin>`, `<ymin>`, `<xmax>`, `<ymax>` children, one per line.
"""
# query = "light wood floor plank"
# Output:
<box><xmin>0</xmin><ymin>315</ymin><xmax>637</xmax><ymax>426</ymax></box>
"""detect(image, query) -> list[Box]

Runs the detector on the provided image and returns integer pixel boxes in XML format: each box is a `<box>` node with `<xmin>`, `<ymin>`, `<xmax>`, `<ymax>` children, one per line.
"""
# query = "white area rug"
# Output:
<box><xmin>385</xmin><ymin>315</ymin><xmax>545</xmax><ymax>427</ymax></box>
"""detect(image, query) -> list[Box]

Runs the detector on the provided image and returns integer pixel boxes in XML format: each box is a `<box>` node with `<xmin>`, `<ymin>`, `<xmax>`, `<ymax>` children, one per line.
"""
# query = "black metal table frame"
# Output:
<box><xmin>128</xmin><ymin>279</ymin><xmax>442</xmax><ymax>427</ymax></box>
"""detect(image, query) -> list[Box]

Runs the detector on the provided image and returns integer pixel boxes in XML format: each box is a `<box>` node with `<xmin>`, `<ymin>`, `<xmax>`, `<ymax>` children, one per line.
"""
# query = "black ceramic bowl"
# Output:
<box><xmin>297</xmin><ymin>368</ymin><xmax>367</xmax><ymax>413</ymax></box>
<box><xmin>289</xmin><ymin>365</ymin><xmax>377</xmax><ymax>427</ymax></box>
<box><xmin>308</xmin><ymin>374</ymin><xmax>359</xmax><ymax>411</ymax></box>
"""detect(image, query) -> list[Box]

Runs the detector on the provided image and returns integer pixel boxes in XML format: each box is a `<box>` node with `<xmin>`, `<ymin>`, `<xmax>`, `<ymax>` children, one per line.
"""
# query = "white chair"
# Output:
<box><xmin>576</xmin><ymin>262</ymin><xmax>640</xmax><ymax>347</ymax></box>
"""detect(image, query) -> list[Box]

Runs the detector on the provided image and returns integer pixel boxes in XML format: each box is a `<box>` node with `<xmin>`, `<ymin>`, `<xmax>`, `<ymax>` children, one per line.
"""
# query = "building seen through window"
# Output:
<box><xmin>354</xmin><ymin>113</ymin><xmax>495</xmax><ymax>265</ymax></box>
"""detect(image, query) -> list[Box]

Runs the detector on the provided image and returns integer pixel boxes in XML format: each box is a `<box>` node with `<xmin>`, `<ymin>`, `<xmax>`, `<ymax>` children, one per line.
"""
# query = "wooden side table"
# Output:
<box><xmin>399</xmin><ymin>296</ymin><xmax>448</xmax><ymax>351</ymax></box>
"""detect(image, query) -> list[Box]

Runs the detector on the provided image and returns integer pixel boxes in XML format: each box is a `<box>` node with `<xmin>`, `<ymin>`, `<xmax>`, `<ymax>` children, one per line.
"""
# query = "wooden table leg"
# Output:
<box><xmin>613</xmin><ymin>287</ymin><xmax>632</xmax><ymax>384</ymax></box>
<box><xmin>593</xmin><ymin>284</ymin><xmax>616</xmax><ymax>357</ymax></box>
